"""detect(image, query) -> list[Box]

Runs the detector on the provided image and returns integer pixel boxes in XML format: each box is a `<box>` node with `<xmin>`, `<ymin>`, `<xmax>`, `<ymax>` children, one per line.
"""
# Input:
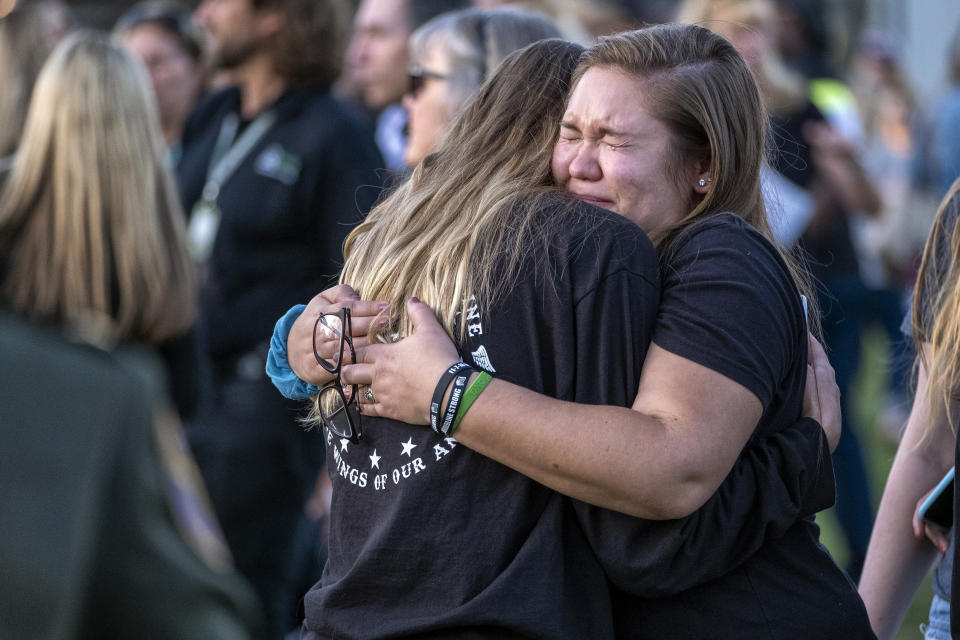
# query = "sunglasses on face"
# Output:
<box><xmin>407</xmin><ymin>65</ymin><xmax>448</xmax><ymax>98</ymax></box>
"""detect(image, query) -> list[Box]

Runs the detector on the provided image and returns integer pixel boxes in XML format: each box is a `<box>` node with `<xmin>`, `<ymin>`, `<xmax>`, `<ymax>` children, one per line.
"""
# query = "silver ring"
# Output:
<box><xmin>364</xmin><ymin>387</ymin><xmax>376</xmax><ymax>403</ymax></box>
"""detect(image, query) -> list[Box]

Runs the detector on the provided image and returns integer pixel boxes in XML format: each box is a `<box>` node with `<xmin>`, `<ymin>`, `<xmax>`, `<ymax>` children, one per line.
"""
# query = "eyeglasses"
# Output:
<box><xmin>407</xmin><ymin>65</ymin><xmax>448</xmax><ymax>98</ymax></box>
<box><xmin>313</xmin><ymin>308</ymin><xmax>362</xmax><ymax>442</ymax></box>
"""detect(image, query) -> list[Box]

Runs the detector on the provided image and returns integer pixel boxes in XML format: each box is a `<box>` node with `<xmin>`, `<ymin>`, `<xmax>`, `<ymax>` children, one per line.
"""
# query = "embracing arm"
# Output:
<box><xmin>456</xmin><ymin>342</ymin><xmax>760</xmax><ymax>519</ymax></box>
<box><xmin>570</xmin><ymin>332</ymin><xmax>838</xmax><ymax>597</ymax></box>
<box><xmin>859</xmin><ymin>344</ymin><xmax>954</xmax><ymax>640</ymax></box>
<box><xmin>347</xmin><ymin>299</ymin><xmax>836</xmax><ymax>521</ymax></box>
<box><xmin>345</xmin><ymin>297</ymin><xmax>837</xmax><ymax>594</ymax></box>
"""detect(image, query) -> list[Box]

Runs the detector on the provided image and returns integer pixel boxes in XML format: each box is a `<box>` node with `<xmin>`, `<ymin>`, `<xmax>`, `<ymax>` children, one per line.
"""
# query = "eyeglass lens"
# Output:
<box><xmin>315</xmin><ymin>313</ymin><xmax>345</xmax><ymax>370</ymax></box>
<box><xmin>408</xmin><ymin>73</ymin><xmax>424</xmax><ymax>97</ymax></box>
<box><xmin>320</xmin><ymin>385</ymin><xmax>360</xmax><ymax>440</ymax></box>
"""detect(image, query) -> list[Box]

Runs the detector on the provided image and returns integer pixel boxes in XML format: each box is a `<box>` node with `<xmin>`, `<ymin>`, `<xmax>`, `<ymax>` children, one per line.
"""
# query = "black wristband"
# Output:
<box><xmin>439</xmin><ymin>368</ymin><xmax>472</xmax><ymax>436</ymax></box>
<box><xmin>430</xmin><ymin>361</ymin><xmax>471</xmax><ymax>433</ymax></box>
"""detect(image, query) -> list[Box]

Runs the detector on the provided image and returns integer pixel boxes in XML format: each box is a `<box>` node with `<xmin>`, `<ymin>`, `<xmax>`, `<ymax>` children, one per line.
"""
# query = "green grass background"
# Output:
<box><xmin>817</xmin><ymin>328</ymin><xmax>934</xmax><ymax>639</ymax></box>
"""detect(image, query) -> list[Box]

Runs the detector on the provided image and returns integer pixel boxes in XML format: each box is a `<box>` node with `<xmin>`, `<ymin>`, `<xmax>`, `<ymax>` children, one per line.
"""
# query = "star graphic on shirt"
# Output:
<box><xmin>340</xmin><ymin>438</ymin><xmax>350</xmax><ymax>452</ymax></box>
<box><xmin>369</xmin><ymin>449</ymin><xmax>381</xmax><ymax>469</ymax></box>
<box><xmin>400</xmin><ymin>437</ymin><xmax>417</xmax><ymax>457</ymax></box>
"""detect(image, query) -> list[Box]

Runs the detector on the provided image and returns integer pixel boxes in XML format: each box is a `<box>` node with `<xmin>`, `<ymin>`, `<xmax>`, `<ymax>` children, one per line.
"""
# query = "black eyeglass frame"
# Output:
<box><xmin>407</xmin><ymin>65</ymin><xmax>449</xmax><ymax>97</ymax></box>
<box><xmin>313</xmin><ymin>308</ymin><xmax>362</xmax><ymax>442</ymax></box>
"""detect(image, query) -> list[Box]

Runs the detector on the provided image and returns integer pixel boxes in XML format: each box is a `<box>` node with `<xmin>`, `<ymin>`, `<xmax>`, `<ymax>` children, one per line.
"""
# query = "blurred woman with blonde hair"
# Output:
<box><xmin>860</xmin><ymin>179</ymin><xmax>960</xmax><ymax>640</ymax></box>
<box><xmin>0</xmin><ymin>30</ymin><xmax>198</xmax><ymax>404</ymax></box>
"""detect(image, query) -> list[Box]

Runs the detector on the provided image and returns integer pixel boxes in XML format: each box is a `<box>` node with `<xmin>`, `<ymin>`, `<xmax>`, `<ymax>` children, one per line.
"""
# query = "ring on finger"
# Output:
<box><xmin>364</xmin><ymin>386</ymin><xmax>376</xmax><ymax>404</ymax></box>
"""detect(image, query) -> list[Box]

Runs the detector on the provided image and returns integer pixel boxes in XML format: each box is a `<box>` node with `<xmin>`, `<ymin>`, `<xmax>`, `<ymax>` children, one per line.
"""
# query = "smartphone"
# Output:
<box><xmin>918</xmin><ymin>467</ymin><xmax>955</xmax><ymax>530</ymax></box>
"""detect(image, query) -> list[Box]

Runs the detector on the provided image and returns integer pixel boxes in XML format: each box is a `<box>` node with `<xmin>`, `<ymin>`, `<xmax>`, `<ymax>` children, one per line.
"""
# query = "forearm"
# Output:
<box><xmin>454</xmin><ymin>378</ymin><xmax>717</xmax><ymax>519</ymax></box>
<box><xmin>858</xmin><ymin>450</ymin><xmax>945</xmax><ymax>638</ymax></box>
<box><xmin>574</xmin><ymin>417</ymin><xmax>833</xmax><ymax>597</ymax></box>
<box><xmin>859</xmin><ymin>352</ymin><xmax>953</xmax><ymax>638</ymax></box>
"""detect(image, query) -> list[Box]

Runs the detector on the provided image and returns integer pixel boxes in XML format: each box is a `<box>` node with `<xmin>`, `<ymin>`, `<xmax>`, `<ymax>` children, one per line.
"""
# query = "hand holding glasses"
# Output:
<box><xmin>314</xmin><ymin>308</ymin><xmax>362</xmax><ymax>442</ymax></box>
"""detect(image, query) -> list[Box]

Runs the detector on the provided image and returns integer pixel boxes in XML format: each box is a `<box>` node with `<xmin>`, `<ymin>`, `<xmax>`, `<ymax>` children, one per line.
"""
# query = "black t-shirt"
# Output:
<box><xmin>302</xmin><ymin>202</ymin><xmax>843</xmax><ymax>638</ymax></box>
<box><xmin>177</xmin><ymin>86</ymin><xmax>384</xmax><ymax>363</ymax></box>
<box><xmin>606</xmin><ymin>214</ymin><xmax>873</xmax><ymax>639</ymax></box>
<box><xmin>303</xmin><ymin>199</ymin><xmax>658</xmax><ymax>639</ymax></box>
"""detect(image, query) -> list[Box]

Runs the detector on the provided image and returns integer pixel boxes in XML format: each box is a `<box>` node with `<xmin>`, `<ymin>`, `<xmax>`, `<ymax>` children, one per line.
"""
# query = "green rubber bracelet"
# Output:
<box><xmin>449</xmin><ymin>371</ymin><xmax>493</xmax><ymax>435</ymax></box>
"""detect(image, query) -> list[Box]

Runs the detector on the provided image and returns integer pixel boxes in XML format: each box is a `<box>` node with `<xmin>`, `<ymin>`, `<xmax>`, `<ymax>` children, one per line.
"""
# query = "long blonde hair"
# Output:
<box><xmin>0</xmin><ymin>31</ymin><xmax>195</xmax><ymax>346</ymax></box>
<box><xmin>913</xmin><ymin>178</ymin><xmax>960</xmax><ymax>433</ymax></box>
<box><xmin>340</xmin><ymin>38</ymin><xmax>585</xmax><ymax>342</ymax></box>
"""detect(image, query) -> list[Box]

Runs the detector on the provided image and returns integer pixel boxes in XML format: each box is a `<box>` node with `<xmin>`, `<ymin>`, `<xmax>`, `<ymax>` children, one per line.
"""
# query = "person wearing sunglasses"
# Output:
<box><xmin>270</xmin><ymin>29</ymin><xmax>872</xmax><ymax>638</ymax></box>
<box><xmin>401</xmin><ymin>7</ymin><xmax>561</xmax><ymax>168</ymax></box>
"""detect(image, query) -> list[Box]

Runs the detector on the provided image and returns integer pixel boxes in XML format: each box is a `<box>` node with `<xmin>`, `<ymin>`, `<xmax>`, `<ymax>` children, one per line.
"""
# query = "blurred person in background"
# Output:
<box><xmin>0</xmin><ymin>31</ymin><xmax>260</xmax><ymax>639</ymax></box>
<box><xmin>678</xmin><ymin>0</ymin><xmax>883</xmax><ymax>581</ymax></box>
<box><xmin>934</xmin><ymin>22</ymin><xmax>960</xmax><ymax>196</ymax></box>
<box><xmin>849</xmin><ymin>30</ymin><xmax>930</xmax><ymax>441</ymax></box>
<box><xmin>402</xmin><ymin>6</ymin><xmax>560</xmax><ymax>167</ymax></box>
<box><xmin>180</xmin><ymin>0</ymin><xmax>383</xmax><ymax>635</ymax></box>
<box><xmin>0</xmin><ymin>0</ymin><xmax>73</xmax><ymax>167</ymax></box>
<box><xmin>859</xmin><ymin>179</ymin><xmax>960</xmax><ymax>640</ymax></box>
<box><xmin>470</xmin><ymin>0</ymin><xmax>598</xmax><ymax>43</ymax></box>
<box><xmin>340</xmin><ymin>0</ymin><xmax>471</xmax><ymax>172</ymax></box>
<box><xmin>116</xmin><ymin>0</ymin><xmax>206</xmax><ymax>166</ymax></box>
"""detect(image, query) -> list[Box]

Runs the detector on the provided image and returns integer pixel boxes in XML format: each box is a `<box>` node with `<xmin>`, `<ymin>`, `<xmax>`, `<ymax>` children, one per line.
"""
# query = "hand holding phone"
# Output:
<box><xmin>916</xmin><ymin>467</ymin><xmax>954</xmax><ymax>553</ymax></box>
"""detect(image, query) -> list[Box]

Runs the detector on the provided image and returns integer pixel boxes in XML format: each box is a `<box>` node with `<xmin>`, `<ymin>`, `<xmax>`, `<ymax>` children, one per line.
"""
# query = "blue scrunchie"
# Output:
<box><xmin>265</xmin><ymin>304</ymin><xmax>322</xmax><ymax>400</ymax></box>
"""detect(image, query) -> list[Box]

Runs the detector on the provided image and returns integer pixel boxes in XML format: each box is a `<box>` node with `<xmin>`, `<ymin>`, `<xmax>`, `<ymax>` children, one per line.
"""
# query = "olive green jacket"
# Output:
<box><xmin>0</xmin><ymin>310</ymin><xmax>263</xmax><ymax>639</ymax></box>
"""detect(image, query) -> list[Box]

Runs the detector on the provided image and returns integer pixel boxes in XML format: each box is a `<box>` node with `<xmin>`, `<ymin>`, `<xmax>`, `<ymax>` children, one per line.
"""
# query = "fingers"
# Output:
<box><xmin>803</xmin><ymin>361</ymin><xmax>821</xmax><ymax>421</ymax></box>
<box><xmin>312</xmin><ymin>285</ymin><xmax>388</xmax><ymax>319</ymax></box>
<box><xmin>318</xmin><ymin>284</ymin><xmax>360</xmax><ymax>305</ymax></box>
<box><xmin>407</xmin><ymin>297</ymin><xmax>442</xmax><ymax>333</ymax></box>
<box><xmin>357</xmin><ymin>402</ymin><xmax>384</xmax><ymax>419</ymax></box>
<box><xmin>926</xmin><ymin>523</ymin><xmax>951</xmax><ymax>554</ymax></box>
<box><xmin>351</xmin><ymin>312</ymin><xmax>392</xmax><ymax>340</ymax></box>
<box><xmin>805</xmin><ymin>332</ymin><xmax>842</xmax><ymax>453</ymax></box>
<box><xmin>913</xmin><ymin>491</ymin><xmax>951</xmax><ymax>552</ymax></box>
<box><xmin>342</xmin><ymin>362</ymin><xmax>375</xmax><ymax>386</ymax></box>
<box><xmin>913</xmin><ymin>505</ymin><xmax>925</xmax><ymax>539</ymax></box>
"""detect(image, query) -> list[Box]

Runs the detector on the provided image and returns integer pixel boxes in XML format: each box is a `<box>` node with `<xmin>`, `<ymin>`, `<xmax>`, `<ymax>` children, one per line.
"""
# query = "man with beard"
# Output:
<box><xmin>177</xmin><ymin>0</ymin><xmax>383</xmax><ymax>637</ymax></box>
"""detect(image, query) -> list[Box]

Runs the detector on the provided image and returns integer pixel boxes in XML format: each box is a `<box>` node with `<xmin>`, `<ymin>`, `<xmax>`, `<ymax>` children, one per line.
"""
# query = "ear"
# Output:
<box><xmin>255</xmin><ymin>6</ymin><xmax>284</xmax><ymax>40</ymax></box>
<box><xmin>692</xmin><ymin>157</ymin><xmax>712</xmax><ymax>194</ymax></box>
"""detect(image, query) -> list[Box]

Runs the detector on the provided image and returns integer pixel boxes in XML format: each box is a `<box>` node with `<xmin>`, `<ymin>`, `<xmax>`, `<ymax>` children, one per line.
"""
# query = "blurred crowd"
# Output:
<box><xmin>1</xmin><ymin>0</ymin><xmax>960</xmax><ymax>638</ymax></box>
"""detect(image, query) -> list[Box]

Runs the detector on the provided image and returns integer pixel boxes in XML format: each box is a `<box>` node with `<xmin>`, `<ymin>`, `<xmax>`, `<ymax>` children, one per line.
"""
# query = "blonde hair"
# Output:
<box><xmin>573</xmin><ymin>25</ymin><xmax>818</xmax><ymax>327</ymax></box>
<box><xmin>341</xmin><ymin>38</ymin><xmax>585</xmax><ymax>342</ymax></box>
<box><xmin>0</xmin><ymin>5</ymin><xmax>54</xmax><ymax>157</ymax></box>
<box><xmin>913</xmin><ymin>178</ymin><xmax>960</xmax><ymax>434</ymax></box>
<box><xmin>0</xmin><ymin>31</ymin><xmax>195</xmax><ymax>345</ymax></box>
<box><xmin>676</xmin><ymin>0</ymin><xmax>807</xmax><ymax>114</ymax></box>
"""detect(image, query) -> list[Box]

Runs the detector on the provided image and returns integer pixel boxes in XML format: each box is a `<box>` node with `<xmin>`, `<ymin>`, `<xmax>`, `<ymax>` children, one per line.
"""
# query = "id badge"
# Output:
<box><xmin>187</xmin><ymin>200</ymin><xmax>221</xmax><ymax>263</ymax></box>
